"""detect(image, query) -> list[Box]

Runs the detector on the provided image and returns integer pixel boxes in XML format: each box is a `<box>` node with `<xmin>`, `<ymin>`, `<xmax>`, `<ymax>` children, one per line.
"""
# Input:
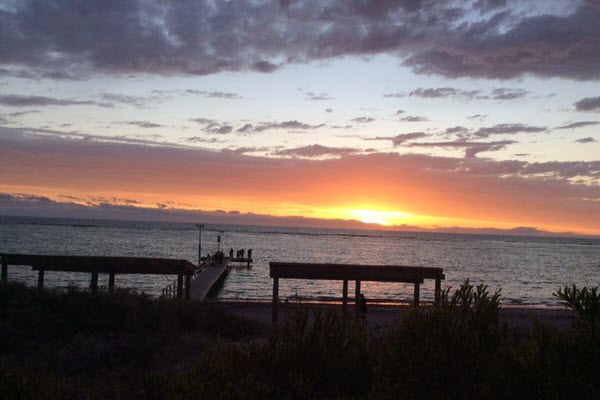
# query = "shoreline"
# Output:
<box><xmin>208</xmin><ymin>300</ymin><xmax>576</xmax><ymax>334</ymax></box>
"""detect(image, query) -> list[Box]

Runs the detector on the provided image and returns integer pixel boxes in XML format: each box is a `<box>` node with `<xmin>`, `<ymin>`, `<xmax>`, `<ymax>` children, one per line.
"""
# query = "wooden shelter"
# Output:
<box><xmin>269</xmin><ymin>262</ymin><xmax>445</xmax><ymax>324</ymax></box>
<box><xmin>0</xmin><ymin>254</ymin><xmax>196</xmax><ymax>299</ymax></box>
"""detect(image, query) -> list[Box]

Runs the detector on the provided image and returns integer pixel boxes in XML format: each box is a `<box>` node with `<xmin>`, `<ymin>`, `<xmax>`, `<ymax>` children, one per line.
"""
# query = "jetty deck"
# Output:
<box><xmin>189</xmin><ymin>256</ymin><xmax>231</xmax><ymax>300</ymax></box>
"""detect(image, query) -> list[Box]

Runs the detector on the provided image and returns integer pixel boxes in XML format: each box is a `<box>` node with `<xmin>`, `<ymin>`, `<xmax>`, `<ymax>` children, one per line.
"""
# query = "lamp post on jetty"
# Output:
<box><xmin>196</xmin><ymin>224</ymin><xmax>204</xmax><ymax>266</ymax></box>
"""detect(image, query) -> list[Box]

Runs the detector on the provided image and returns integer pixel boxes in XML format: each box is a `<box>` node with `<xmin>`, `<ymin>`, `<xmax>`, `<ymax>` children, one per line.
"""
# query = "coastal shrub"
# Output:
<box><xmin>3</xmin><ymin>281</ymin><xmax>600</xmax><ymax>399</ymax></box>
<box><xmin>554</xmin><ymin>285</ymin><xmax>600</xmax><ymax>334</ymax></box>
<box><xmin>510</xmin><ymin>318</ymin><xmax>600</xmax><ymax>399</ymax></box>
<box><xmin>181</xmin><ymin>307</ymin><xmax>372</xmax><ymax>399</ymax></box>
<box><xmin>373</xmin><ymin>280</ymin><xmax>507</xmax><ymax>399</ymax></box>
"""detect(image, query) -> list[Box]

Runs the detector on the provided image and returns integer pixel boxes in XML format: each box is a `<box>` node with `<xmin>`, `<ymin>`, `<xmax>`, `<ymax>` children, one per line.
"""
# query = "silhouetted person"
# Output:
<box><xmin>247</xmin><ymin>249</ymin><xmax>252</xmax><ymax>259</ymax></box>
<box><xmin>229</xmin><ymin>248</ymin><xmax>234</xmax><ymax>258</ymax></box>
<box><xmin>241</xmin><ymin>249</ymin><xmax>245</xmax><ymax>258</ymax></box>
<box><xmin>358</xmin><ymin>294</ymin><xmax>367</xmax><ymax>321</ymax></box>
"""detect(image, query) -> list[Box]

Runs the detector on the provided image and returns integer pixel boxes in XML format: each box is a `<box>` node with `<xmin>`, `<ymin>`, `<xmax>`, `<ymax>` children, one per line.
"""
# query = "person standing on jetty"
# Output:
<box><xmin>229</xmin><ymin>248</ymin><xmax>234</xmax><ymax>258</ymax></box>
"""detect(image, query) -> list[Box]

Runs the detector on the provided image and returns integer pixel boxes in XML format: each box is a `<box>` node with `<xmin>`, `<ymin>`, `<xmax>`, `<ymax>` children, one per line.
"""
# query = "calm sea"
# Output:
<box><xmin>1</xmin><ymin>216</ymin><xmax>598</xmax><ymax>306</ymax></box>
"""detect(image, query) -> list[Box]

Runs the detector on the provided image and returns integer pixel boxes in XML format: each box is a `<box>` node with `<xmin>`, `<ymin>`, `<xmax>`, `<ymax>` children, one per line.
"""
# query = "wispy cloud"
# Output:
<box><xmin>0</xmin><ymin>95</ymin><xmax>111</xmax><ymax>108</ymax></box>
<box><xmin>474</xmin><ymin>123</ymin><xmax>546</xmax><ymax>138</ymax></box>
<box><xmin>115</xmin><ymin>121</ymin><xmax>165</xmax><ymax>129</ymax></box>
<box><xmin>365</xmin><ymin>132</ymin><xmax>428</xmax><ymax>146</ymax></box>
<box><xmin>274</xmin><ymin>144</ymin><xmax>360</xmax><ymax>158</ymax></box>
<box><xmin>384</xmin><ymin>87</ymin><xmax>528</xmax><ymax>101</ymax></box>
<box><xmin>556</xmin><ymin>121</ymin><xmax>600</xmax><ymax>130</ymax></box>
<box><xmin>401</xmin><ymin>115</ymin><xmax>428</xmax><ymax>122</ymax></box>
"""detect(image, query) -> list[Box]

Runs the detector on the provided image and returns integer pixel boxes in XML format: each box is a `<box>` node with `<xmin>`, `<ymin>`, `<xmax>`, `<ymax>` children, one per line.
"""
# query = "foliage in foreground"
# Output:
<box><xmin>1</xmin><ymin>281</ymin><xmax>599</xmax><ymax>399</ymax></box>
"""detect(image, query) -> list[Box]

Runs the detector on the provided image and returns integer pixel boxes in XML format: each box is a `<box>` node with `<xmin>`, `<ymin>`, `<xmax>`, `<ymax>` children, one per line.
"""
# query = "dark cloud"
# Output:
<box><xmin>0</xmin><ymin>95</ymin><xmax>111</xmax><ymax>108</ymax></box>
<box><xmin>365</xmin><ymin>132</ymin><xmax>427</xmax><ymax>146</ymax></box>
<box><xmin>116</xmin><ymin>121</ymin><xmax>165</xmax><ymax>129</ymax></box>
<box><xmin>474</xmin><ymin>123</ymin><xmax>546</xmax><ymax>138</ymax></box>
<box><xmin>237</xmin><ymin>123</ymin><xmax>254</xmax><ymax>133</ymax></box>
<box><xmin>182</xmin><ymin>136</ymin><xmax>226</xmax><ymax>144</ymax></box>
<box><xmin>489</xmin><ymin>88</ymin><xmax>528</xmax><ymax>100</ymax></box>
<box><xmin>574</xmin><ymin>137</ymin><xmax>597</xmax><ymax>144</ymax></box>
<box><xmin>98</xmin><ymin>93</ymin><xmax>153</xmax><ymax>108</ymax></box>
<box><xmin>467</xmin><ymin>114</ymin><xmax>487</xmax><ymax>120</ymax></box>
<box><xmin>445</xmin><ymin>126</ymin><xmax>469</xmax><ymax>135</ymax></box>
<box><xmin>325</xmin><ymin>108</ymin><xmax>333</xmax><ymax>113</ymax></box>
<box><xmin>189</xmin><ymin>118</ymin><xmax>233</xmax><ymax>134</ymax></box>
<box><xmin>574</xmin><ymin>96</ymin><xmax>600</xmax><ymax>112</ymax></box>
<box><xmin>7</xmin><ymin>110</ymin><xmax>41</xmax><ymax>117</ymax></box>
<box><xmin>274</xmin><ymin>144</ymin><xmax>360</xmax><ymax>158</ymax></box>
<box><xmin>302</xmin><ymin>91</ymin><xmax>333</xmax><ymax>101</ymax></box>
<box><xmin>556</xmin><ymin>121</ymin><xmax>600</xmax><ymax>130</ymax></box>
<box><xmin>401</xmin><ymin>115</ymin><xmax>428</xmax><ymax>122</ymax></box>
<box><xmin>351</xmin><ymin>117</ymin><xmax>375</xmax><ymax>123</ymax></box>
<box><xmin>185</xmin><ymin>90</ymin><xmax>242</xmax><ymax>99</ymax></box>
<box><xmin>408</xmin><ymin>140</ymin><xmax>517</xmax><ymax>158</ymax></box>
<box><xmin>1</xmin><ymin>1</ymin><xmax>598</xmax><ymax>81</ymax></box>
<box><xmin>383</xmin><ymin>93</ymin><xmax>404</xmax><ymax>98</ymax></box>
<box><xmin>5</xmin><ymin>127</ymin><xmax>187</xmax><ymax>149</ymax></box>
<box><xmin>389</xmin><ymin>87</ymin><xmax>528</xmax><ymax>101</ymax></box>
<box><xmin>408</xmin><ymin>87</ymin><xmax>482</xmax><ymax>99</ymax></box>
<box><xmin>254</xmin><ymin>120</ymin><xmax>325</xmax><ymax>132</ymax></box>
<box><xmin>395</xmin><ymin>109</ymin><xmax>405</xmax><ymax>115</ymax></box>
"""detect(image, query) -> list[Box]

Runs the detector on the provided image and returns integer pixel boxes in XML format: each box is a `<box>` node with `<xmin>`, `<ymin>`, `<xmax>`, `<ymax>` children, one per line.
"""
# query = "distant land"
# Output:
<box><xmin>2</xmin><ymin>193</ymin><xmax>598</xmax><ymax>239</ymax></box>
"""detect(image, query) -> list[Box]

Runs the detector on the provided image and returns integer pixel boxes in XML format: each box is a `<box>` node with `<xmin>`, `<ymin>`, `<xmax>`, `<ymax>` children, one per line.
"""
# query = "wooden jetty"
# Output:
<box><xmin>188</xmin><ymin>255</ymin><xmax>231</xmax><ymax>300</ymax></box>
<box><xmin>269</xmin><ymin>262</ymin><xmax>445</xmax><ymax>325</ymax></box>
<box><xmin>1</xmin><ymin>250</ymin><xmax>253</xmax><ymax>301</ymax></box>
<box><xmin>0</xmin><ymin>253</ymin><xmax>196</xmax><ymax>298</ymax></box>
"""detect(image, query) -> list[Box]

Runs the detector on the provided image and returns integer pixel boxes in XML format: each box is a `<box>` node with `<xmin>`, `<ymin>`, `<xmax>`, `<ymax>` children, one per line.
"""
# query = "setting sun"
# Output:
<box><xmin>348</xmin><ymin>209</ymin><xmax>412</xmax><ymax>226</ymax></box>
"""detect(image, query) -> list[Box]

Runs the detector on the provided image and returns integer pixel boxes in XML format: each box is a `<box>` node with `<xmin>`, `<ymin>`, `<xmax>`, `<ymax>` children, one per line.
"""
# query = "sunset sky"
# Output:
<box><xmin>1</xmin><ymin>0</ymin><xmax>599</xmax><ymax>236</ymax></box>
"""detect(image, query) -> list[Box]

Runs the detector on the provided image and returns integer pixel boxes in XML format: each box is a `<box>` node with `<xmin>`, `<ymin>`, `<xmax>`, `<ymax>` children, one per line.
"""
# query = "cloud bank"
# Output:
<box><xmin>1</xmin><ymin>1</ymin><xmax>599</xmax><ymax>81</ymax></box>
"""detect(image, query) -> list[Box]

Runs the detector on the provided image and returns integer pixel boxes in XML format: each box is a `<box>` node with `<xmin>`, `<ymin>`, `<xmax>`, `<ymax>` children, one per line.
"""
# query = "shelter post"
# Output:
<box><xmin>185</xmin><ymin>273</ymin><xmax>191</xmax><ymax>299</ymax></box>
<box><xmin>37</xmin><ymin>268</ymin><xmax>44</xmax><ymax>290</ymax></box>
<box><xmin>90</xmin><ymin>272</ymin><xmax>98</xmax><ymax>293</ymax></box>
<box><xmin>435</xmin><ymin>278</ymin><xmax>441</xmax><ymax>304</ymax></box>
<box><xmin>272</xmin><ymin>277</ymin><xmax>279</xmax><ymax>326</ymax></box>
<box><xmin>413</xmin><ymin>282</ymin><xmax>420</xmax><ymax>307</ymax></box>
<box><xmin>177</xmin><ymin>274</ymin><xmax>184</xmax><ymax>298</ymax></box>
<box><xmin>342</xmin><ymin>279</ymin><xmax>348</xmax><ymax>310</ymax></box>
<box><xmin>1</xmin><ymin>260</ymin><xmax>7</xmax><ymax>283</ymax></box>
<box><xmin>108</xmin><ymin>272</ymin><xmax>115</xmax><ymax>291</ymax></box>
<box><xmin>355</xmin><ymin>280</ymin><xmax>361</xmax><ymax>310</ymax></box>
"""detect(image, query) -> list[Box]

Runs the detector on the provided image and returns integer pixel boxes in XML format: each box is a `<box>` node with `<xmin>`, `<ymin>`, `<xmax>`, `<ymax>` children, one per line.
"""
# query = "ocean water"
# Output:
<box><xmin>1</xmin><ymin>216</ymin><xmax>599</xmax><ymax>306</ymax></box>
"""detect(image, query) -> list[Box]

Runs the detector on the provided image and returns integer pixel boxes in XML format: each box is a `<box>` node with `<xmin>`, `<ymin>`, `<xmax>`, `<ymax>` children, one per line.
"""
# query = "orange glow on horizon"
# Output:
<box><xmin>3</xmin><ymin>184</ymin><xmax>599</xmax><ymax>236</ymax></box>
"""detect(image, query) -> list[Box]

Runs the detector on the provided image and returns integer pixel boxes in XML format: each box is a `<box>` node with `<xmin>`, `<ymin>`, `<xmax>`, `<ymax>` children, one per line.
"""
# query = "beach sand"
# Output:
<box><xmin>211</xmin><ymin>301</ymin><xmax>576</xmax><ymax>336</ymax></box>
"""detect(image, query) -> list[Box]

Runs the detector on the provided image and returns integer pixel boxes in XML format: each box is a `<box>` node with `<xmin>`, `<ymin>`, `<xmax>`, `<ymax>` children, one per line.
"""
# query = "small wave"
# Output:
<box><xmin>16</xmin><ymin>221</ymin><xmax>99</xmax><ymax>228</ymax></box>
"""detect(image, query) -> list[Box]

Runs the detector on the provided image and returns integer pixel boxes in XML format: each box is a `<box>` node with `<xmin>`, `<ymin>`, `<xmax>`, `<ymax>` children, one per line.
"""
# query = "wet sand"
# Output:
<box><xmin>211</xmin><ymin>301</ymin><xmax>576</xmax><ymax>335</ymax></box>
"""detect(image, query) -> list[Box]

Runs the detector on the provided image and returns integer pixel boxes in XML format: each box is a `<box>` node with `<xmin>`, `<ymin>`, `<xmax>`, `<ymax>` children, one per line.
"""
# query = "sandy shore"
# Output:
<box><xmin>210</xmin><ymin>301</ymin><xmax>576</xmax><ymax>335</ymax></box>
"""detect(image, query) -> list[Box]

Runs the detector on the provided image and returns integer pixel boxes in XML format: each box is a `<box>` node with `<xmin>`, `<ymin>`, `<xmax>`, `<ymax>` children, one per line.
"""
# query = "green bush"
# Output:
<box><xmin>373</xmin><ymin>280</ymin><xmax>507</xmax><ymax>399</ymax></box>
<box><xmin>2</xmin><ymin>281</ymin><xmax>600</xmax><ymax>399</ymax></box>
<box><xmin>554</xmin><ymin>285</ymin><xmax>600</xmax><ymax>334</ymax></box>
